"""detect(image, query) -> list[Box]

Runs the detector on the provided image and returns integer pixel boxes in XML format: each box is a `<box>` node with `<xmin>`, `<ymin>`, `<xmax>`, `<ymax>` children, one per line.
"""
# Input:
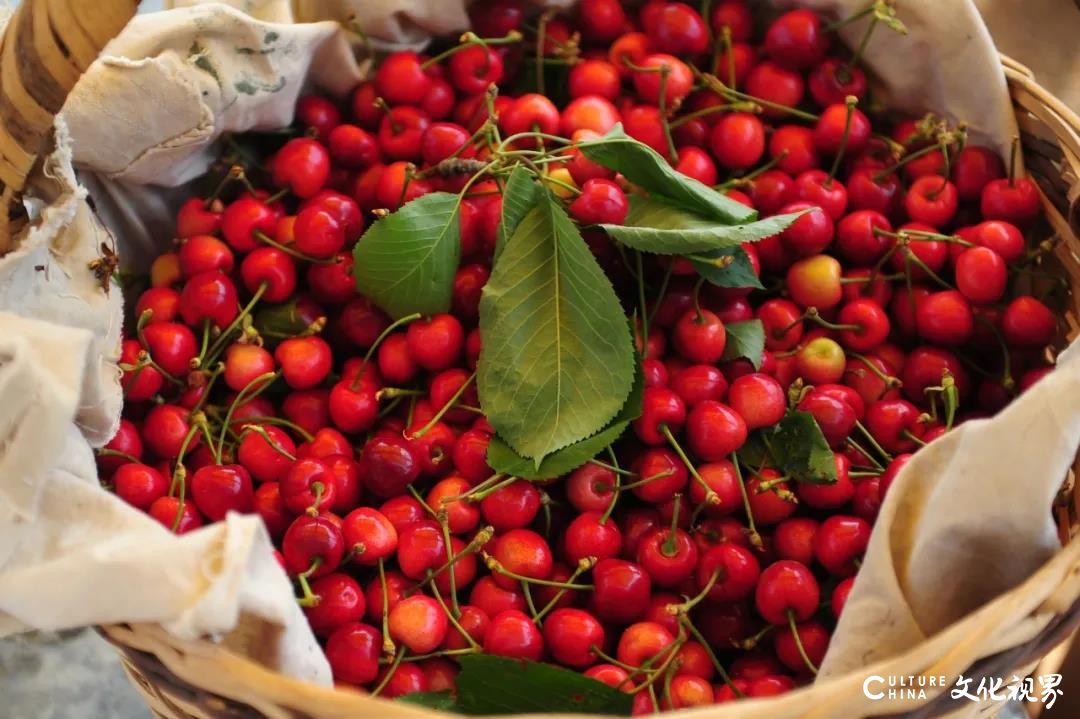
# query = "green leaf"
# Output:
<box><xmin>720</xmin><ymin>320</ymin><xmax>766</xmax><ymax>369</ymax></box>
<box><xmin>398</xmin><ymin>691</ymin><xmax>460</xmax><ymax>712</ymax></box>
<box><xmin>353</xmin><ymin>192</ymin><xmax>461</xmax><ymax>319</ymax></box>
<box><xmin>760</xmin><ymin>411</ymin><xmax>838</xmax><ymax>485</ymax></box>
<box><xmin>455</xmin><ymin>654</ymin><xmax>633</xmax><ymax>716</ymax></box>
<box><xmin>578</xmin><ymin>124</ymin><xmax>755</xmax><ymax>223</ymax></box>
<box><xmin>486</xmin><ymin>365</ymin><xmax>644</xmax><ymax>480</ymax></box>
<box><xmin>691</xmin><ymin>246</ymin><xmax>765</xmax><ymax>290</ymax></box>
<box><xmin>496</xmin><ymin>166</ymin><xmax>540</xmax><ymax>261</ymax></box>
<box><xmin>252</xmin><ymin>298</ymin><xmax>314</xmax><ymax>343</ymax></box>
<box><xmin>479</xmin><ymin>190</ymin><xmax>635</xmax><ymax>464</ymax></box>
<box><xmin>600</xmin><ymin>196</ymin><xmax>803</xmax><ymax>255</ymax></box>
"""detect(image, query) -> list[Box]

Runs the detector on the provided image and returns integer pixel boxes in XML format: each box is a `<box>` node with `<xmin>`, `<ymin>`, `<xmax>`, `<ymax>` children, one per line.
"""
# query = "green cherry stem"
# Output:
<box><xmin>420</xmin><ymin>30</ymin><xmax>523</xmax><ymax>70</ymax></box>
<box><xmin>535</xmin><ymin>557</ymin><xmax>597</xmax><ymax>622</ymax></box>
<box><xmin>731</xmin><ymin>452</ymin><xmax>764</xmax><ymax>549</ymax></box>
<box><xmin>827</xmin><ymin>96</ymin><xmax>860</xmax><ymax>184</ymax></box>
<box><xmin>787</xmin><ymin>609</ymin><xmax>819</xmax><ymax>675</ymax></box>
<box><xmin>377</xmin><ymin>558</ymin><xmax>395</xmax><ymax>654</ymax></box>
<box><xmin>854</xmin><ymin>420</ymin><xmax>894</xmax><ymax>462</ymax></box>
<box><xmin>371</xmin><ymin>645</ymin><xmax>407</xmax><ymax>697</ymax></box>
<box><xmin>350</xmin><ymin>312</ymin><xmax>422</xmax><ymax>390</ymax></box>
<box><xmin>661</xmin><ymin>494</ymin><xmax>683</xmax><ymax>557</ymax></box>
<box><xmin>680</xmin><ymin>614</ymin><xmax>744</xmax><ymax>697</ymax></box>
<box><xmin>295</xmin><ymin>557</ymin><xmax>324</xmax><ymax>608</ymax></box>
<box><xmin>407</xmin><ymin>371</ymin><xmax>476</xmax><ymax>439</ymax></box>
<box><xmin>483</xmin><ymin>554</ymin><xmax>594</xmax><ymax>590</ymax></box>
<box><xmin>430</xmin><ymin>580</ymin><xmax>482</xmax><ymax>651</ymax></box>
<box><xmin>659</xmin><ymin>425</ymin><xmax>721</xmax><ymax>508</ymax></box>
<box><xmin>216</xmin><ymin>370</ymin><xmax>281</xmax><ymax>460</ymax></box>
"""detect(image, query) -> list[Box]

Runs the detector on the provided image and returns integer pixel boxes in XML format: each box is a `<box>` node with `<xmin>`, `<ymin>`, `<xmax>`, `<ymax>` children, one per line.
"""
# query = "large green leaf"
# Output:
<box><xmin>600</xmin><ymin>196</ymin><xmax>804</xmax><ymax>255</ymax></box>
<box><xmin>478</xmin><ymin>190</ymin><xmax>635</xmax><ymax>464</ymax></box>
<box><xmin>353</xmin><ymin>192</ymin><xmax>461</xmax><ymax>319</ymax></box>
<box><xmin>397</xmin><ymin>691</ymin><xmax>460</xmax><ymax>712</ymax></box>
<box><xmin>455</xmin><ymin>655</ymin><xmax>633</xmax><ymax>716</ymax></box>
<box><xmin>486</xmin><ymin>364</ymin><xmax>644</xmax><ymax>479</ymax></box>
<box><xmin>496</xmin><ymin>166</ymin><xmax>540</xmax><ymax>261</ymax></box>
<box><xmin>691</xmin><ymin>246</ymin><xmax>765</xmax><ymax>290</ymax></box>
<box><xmin>720</xmin><ymin>320</ymin><xmax>766</xmax><ymax>369</ymax></box>
<box><xmin>578</xmin><ymin>124</ymin><xmax>756</xmax><ymax>223</ymax></box>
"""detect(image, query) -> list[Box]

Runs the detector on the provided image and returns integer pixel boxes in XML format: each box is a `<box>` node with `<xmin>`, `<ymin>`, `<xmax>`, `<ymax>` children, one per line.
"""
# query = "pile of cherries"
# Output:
<box><xmin>99</xmin><ymin>0</ymin><xmax>1061</xmax><ymax>711</ymax></box>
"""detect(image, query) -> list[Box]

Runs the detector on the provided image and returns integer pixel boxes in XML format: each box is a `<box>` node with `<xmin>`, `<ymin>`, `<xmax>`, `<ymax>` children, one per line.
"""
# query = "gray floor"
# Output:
<box><xmin>0</xmin><ymin>631</ymin><xmax>149</xmax><ymax>719</ymax></box>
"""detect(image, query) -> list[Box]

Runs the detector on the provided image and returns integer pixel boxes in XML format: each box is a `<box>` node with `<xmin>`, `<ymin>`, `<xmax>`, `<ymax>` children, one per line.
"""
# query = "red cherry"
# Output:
<box><xmin>565</xmin><ymin>511</ymin><xmax>623</xmax><ymax>565</ymax></box>
<box><xmin>915</xmin><ymin>290</ymin><xmax>974</xmax><ymax>346</ymax></box>
<box><xmin>149</xmin><ymin>496</ymin><xmax>203</xmax><ymax>534</ymax></box>
<box><xmin>747</xmin><ymin>62</ymin><xmax>806</xmax><ymax>119</ymax></box>
<box><xmin>711</xmin><ymin>0</ymin><xmax>753</xmax><ymax>41</ymax></box>
<box><xmin>685</xmin><ymin>400</ymin><xmax>747</xmax><ymax>461</ymax></box>
<box><xmin>765</xmin><ymin>9</ymin><xmax>828</xmax><ymax>69</ymax></box>
<box><xmin>794</xmin><ymin>170</ymin><xmax>848</xmax><ymax>220</ymax></box>
<box><xmin>543</xmin><ymin>608</ymin><xmax>605</xmax><ymax>668</ymax></box>
<box><xmin>481</xmin><ymin>479</ymin><xmax>542</xmax><ymax>532</ymax></box>
<box><xmin>560</xmin><ymin>95</ymin><xmax>622</xmax><ymax>136</ymax></box>
<box><xmin>271</xmin><ymin>138</ymin><xmax>330</xmax><ymax>199</ymax></box>
<box><xmin>179</xmin><ymin>271</ymin><xmax>238</xmax><ymax>330</ymax></box>
<box><xmin>281</xmin><ymin>457</ymin><xmax>336</xmax><ymax>515</ymax></box>
<box><xmin>305</xmin><ymin>573</ymin><xmax>366</xmax><ymax>637</ymax></box>
<box><xmin>709</xmin><ymin>112</ymin><xmax>766</xmax><ymax>170</ymax></box>
<box><xmin>389</xmin><ymin>594</ymin><xmax>449</xmax><ymax>654</ymax></box>
<box><xmin>814</xmin><ymin>514</ymin><xmax>872</xmax><ymax>577</ymax></box>
<box><xmin>981</xmin><ymin>176</ymin><xmax>1041</xmax><ymax>225</ymax></box>
<box><xmin>375</xmin><ymin>51</ymin><xmax>432</xmax><ymax>106</ymax></box>
<box><xmin>755</xmin><ymin>559</ymin><xmax>820</xmax><ymax>624</ymax></box>
<box><xmin>952</xmin><ymin>145</ymin><xmax>1005</xmax><ymax>200</ymax></box>
<box><xmin>774</xmin><ymin>620</ymin><xmax>830</xmax><ymax>675</ymax></box>
<box><xmin>500</xmin><ymin>93</ymin><xmax>561</xmax><ymax>137</ymax></box>
<box><xmin>837</xmin><ymin>297</ymin><xmax>891</xmax><ymax>352</ymax></box>
<box><xmin>649</xmin><ymin>2</ymin><xmax>709</xmax><ymax>56</ymax></box>
<box><xmin>972</xmin><ymin>220</ymin><xmax>1025</xmax><ymax>263</ymax></box>
<box><xmin>296</xmin><ymin>95</ymin><xmax>342</xmax><ymax>143</ymax></box>
<box><xmin>609</xmin><ymin>32</ymin><xmax>653</xmax><ymax>78</ymax></box>
<box><xmin>579</xmin><ymin>0</ymin><xmax>628</xmax><ymax>42</ymax></box>
<box><xmin>176</xmin><ymin>197</ymin><xmax>222</xmax><ymax>239</ymax></box>
<box><xmin>283</xmin><ymin>514</ymin><xmax>344</xmax><ymax>577</ymax></box>
<box><xmin>632</xmin><ymin>54</ymin><xmax>694</xmax><ymax>106</ymax></box>
<box><xmin>485</xmin><ymin>610</ymin><xmax>544</xmax><ymax>660</ymax></box>
<box><xmin>406</xmin><ymin>314</ymin><xmax>464</xmax><ymax>371</ymax></box>
<box><xmin>864</xmin><ymin>398</ymin><xmax>923</xmax><ymax>453</ymax></box>
<box><xmin>592</xmin><ymin>559</ymin><xmax>653</xmax><ymax>624</ymax></box>
<box><xmin>569</xmin><ymin>178</ymin><xmax>630</xmax><ymax>225</ymax></box>
<box><xmin>274</xmin><ymin>336</ymin><xmax>332</xmax><ymax>390</ymax></box>
<box><xmin>955</xmin><ymin>246</ymin><xmax>1007</xmax><ymax>304</ymax></box>
<box><xmin>141</xmin><ymin>404</ymin><xmax>197</xmax><ymax>459</ymax></box>
<box><xmin>808</xmin><ymin>58</ymin><xmax>867</xmax><ymax>106</ymax></box>
<box><xmin>569</xmin><ymin>59</ymin><xmax>622</xmax><ymax>100</ymax></box>
<box><xmin>673</xmin><ymin>309</ymin><xmax>727</xmax><ymax>363</ymax></box>
<box><xmin>728</xmin><ymin>373</ymin><xmax>786</xmax><ymax>430</ymax></box>
<box><xmin>1001</xmin><ymin>296</ymin><xmax>1056</xmax><ymax>346</ymax></box>
<box><xmin>449</xmin><ymin>44</ymin><xmax>504</xmax><ymax>95</ymax></box>
<box><xmin>178</xmin><ymin>235</ymin><xmax>234</xmax><ymax>277</ymax></box>
<box><xmin>813</xmin><ymin>102</ymin><xmax>870</xmax><ymax>156</ymax></box>
<box><xmin>325</xmin><ymin>622</ymin><xmax>381</xmax><ymax>685</ymax></box>
<box><xmin>114</xmin><ymin>463</ymin><xmax>169</xmax><ymax>511</ymax></box>
<box><xmin>750</xmin><ymin>170</ymin><xmax>796</xmax><ymax>216</ymax></box>
<box><xmin>779</xmin><ymin>202</ymin><xmax>833</xmax><ymax>257</ymax></box>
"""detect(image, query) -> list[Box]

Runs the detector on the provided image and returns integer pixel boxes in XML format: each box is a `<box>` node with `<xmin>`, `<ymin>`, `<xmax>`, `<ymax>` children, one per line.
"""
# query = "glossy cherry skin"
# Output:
<box><xmin>305</xmin><ymin>573</ymin><xmax>366</xmax><ymax>637</ymax></box>
<box><xmin>191</xmin><ymin>464</ymin><xmax>254</xmax><ymax>521</ymax></box>
<box><xmin>543</xmin><ymin>608</ymin><xmax>605</xmax><ymax>668</ymax></box>
<box><xmin>359</xmin><ymin>433</ymin><xmax>422</xmax><ymax>499</ymax></box>
<box><xmin>484</xmin><ymin>609</ymin><xmax>544</xmax><ymax>661</ymax></box>
<box><xmin>616</xmin><ymin>621</ymin><xmax>676</xmax><ymax>668</ymax></box>
<box><xmin>591</xmin><ymin>559</ymin><xmax>652</xmax><ymax>624</ymax></box>
<box><xmin>389</xmin><ymin>594</ymin><xmax>449</xmax><ymax>654</ymax></box>
<box><xmin>325</xmin><ymin>622</ymin><xmax>382</xmax><ymax>685</ymax></box>
<box><xmin>114</xmin><ymin>463</ymin><xmax>169</xmax><ymax>511</ymax></box>
<box><xmin>271</xmin><ymin>138</ymin><xmax>330</xmax><ymax>199</ymax></box>
<box><xmin>814</xmin><ymin>514</ymin><xmax>872</xmax><ymax>577</ymax></box>
<box><xmin>696</xmin><ymin>543</ymin><xmax>761</xmax><ymax>602</ymax></box>
<box><xmin>1002</xmin><ymin>296</ymin><xmax>1056</xmax><ymax>346</ymax></box>
<box><xmin>636</xmin><ymin>526</ymin><xmax>699</xmax><ymax>587</ymax></box>
<box><xmin>564</xmin><ymin>510</ymin><xmax>623</xmax><ymax>565</ymax></box>
<box><xmin>481</xmin><ymin>479</ymin><xmax>542</xmax><ymax>531</ymax></box>
<box><xmin>282</xmin><ymin>514</ymin><xmax>344</xmax><ymax>578</ymax></box>
<box><xmin>755</xmin><ymin>559</ymin><xmax>820</xmax><ymax>625</ymax></box>
<box><xmin>686</xmin><ymin>400</ymin><xmax>748</xmax><ymax>461</ymax></box>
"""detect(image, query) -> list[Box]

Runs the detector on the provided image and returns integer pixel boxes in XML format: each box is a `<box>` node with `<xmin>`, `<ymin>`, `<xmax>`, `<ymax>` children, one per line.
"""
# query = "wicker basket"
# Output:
<box><xmin>6</xmin><ymin>0</ymin><xmax>1080</xmax><ymax>717</ymax></box>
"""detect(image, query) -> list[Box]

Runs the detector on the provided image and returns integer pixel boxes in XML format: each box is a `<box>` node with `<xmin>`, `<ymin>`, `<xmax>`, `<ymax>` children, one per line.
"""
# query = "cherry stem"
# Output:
<box><xmin>408</xmin><ymin>371</ymin><xmax>476</xmax><ymax>439</ymax></box>
<box><xmin>850</xmin><ymin>352</ymin><xmax>902</xmax><ymax>389</ymax></box>
<box><xmin>351</xmin><ymin>312</ymin><xmax>422</xmax><ymax>390</ymax></box>
<box><xmin>430</xmin><ymin>581</ymin><xmax>482</xmax><ymax>651</ymax></box>
<box><xmin>241</xmin><ymin>424</ymin><xmax>297</xmax><ymax>461</ymax></box>
<box><xmin>679</xmin><ymin>615</ymin><xmax>744</xmax><ymax>697</ymax></box>
<box><xmin>589</xmin><ymin>645</ymin><xmax>641</xmax><ymax>674</ymax></box>
<box><xmin>839</xmin><ymin>272</ymin><xmax>904</xmax><ymax>284</ymax></box>
<box><xmin>206</xmin><ymin>166</ymin><xmax>244</xmax><ymax>208</ymax></box>
<box><xmin>535</xmin><ymin>12</ymin><xmax>552</xmax><ymax>95</ymax></box>
<box><xmin>306</xmin><ymin>481</ymin><xmax>325</xmax><ymax>517</ymax></box>
<box><xmin>846</xmin><ymin>437</ymin><xmax>884</xmax><ymax>470</ymax></box>
<box><xmin>534</xmin><ymin>557</ymin><xmax>596</xmax><ymax>623</ymax></box>
<box><xmin>588</xmin><ymin>458</ymin><xmax>638</xmax><ymax>477</ymax></box>
<box><xmin>825</xmin><ymin>4</ymin><xmax>875</xmax><ymax>32</ymax></box>
<box><xmin>849</xmin><ymin>469</ymin><xmax>883</xmax><ymax>478</ymax></box>
<box><xmin>721</xmin><ymin>26</ymin><xmax>736</xmax><ymax>90</ymax></box>
<box><xmin>416</xmin><ymin>526</ymin><xmax>495</xmax><ymax>598</ymax></box>
<box><xmin>692</xmin><ymin>276</ymin><xmax>706</xmax><ymax>322</ymax></box>
<box><xmin>669</xmin><ymin>101</ymin><xmax>755</xmax><ymax>130</ymax></box>
<box><xmin>376</xmin><ymin>558</ymin><xmax>395</xmax><ymax>654</ymax></box>
<box><xmin>697</xmin><ymin>70</ymin><xmax>819</xmax><ymax>122</ymax></box>
<box><xmin>827</xmin><ymin>96</ymin><xmax>860</xmax><ymax>184</ymax></box>
<box><xmin>872</xmin><ymin>143</ymin><xmax>941</xmax><ymax>183</ymax></box>
<box><xmin>295</xmin><ymin>557</ymin><xmax>323</xmax><ymax>608</ymax></box>
<box><xmin>439</xmin><ymin>511</ymin><xmax>463</xmax><ymax>615</ymax></box>
<box><xmin>661</xmin><ymin>494</ymin><xmax>682</xmax><ymax>558</ymax></box>
<box><xmin>659</xmin><ymin>425</ymin><xmax>721</xmax><ymax>509</ymax></box>
<box><xmin>731</xmin><ymin>452</ymin><xmax>764</xmax><ymax>549</ymax></box>
<box><xmin>903</xmin><ymin>248</ymin><xmax>954</xmax><ymax>291</ymax></box>
<box><xmin>717</xmin><ymin>150</ymin><xmax>789</xmax><ymax>191</ymax></box>
<box><xmin>902</xmin><ymin>429</ymin><xmax>927</xmax><ymax>447</ymax></box>
<box><xmin>96</xmin><ymin>448</ymin><xmax>141</xmax><ymax>464</ymax></box>
<box><xmin>483</xmin><ymin>555</ymin><xmax>594</xmax><ymax>590</ymax></box>
<box><xmin>854</xmin><ymin>420</ymin><xmax>894</xmax><ymax>462</ymax></box>
<box><xmin>599</xmin><ymin>448</ymin><xmax>623</xmax><ymax>525</ymax></box>
<box><xmin>627</xmin><ymin>636</ymin><xmax>687</xmax><ymax>695</ymax></box>
<box><xmin>204</xmin><ymin>283</ymin><xmax>268</xmax><ymax>363</ymax></box>
<box><xmin>371</xmin><ymin>645</ymin><xmax>407</xmax><ymax>697</ymax></box>
<box><xmin>842</xmin><ymin>11</ymin><xmax>878</xmax><ymax>79</ymax></box>
<box><xmin>239</xmin><ymin>415</ymin><xmax>314</xmax><ymax>442</ymax></box>
<box><xmin>216</xmin><ymin>370</ymin><xmax>280</xmax><ymax>460</ymax></box>
<box><xmin>1008</xmin><ymin>135</ymin><xmax>1020</xmax><ymax>186</ymax></box>
<box><xmin>787</xmin><ymin>610</ymin><xmax>819</xmax><ymax>675</ymax></box>
<box><xmin>679</xmin><ymin>568</ymin><xmax>721</xmax><ymax>614</ymax></box>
